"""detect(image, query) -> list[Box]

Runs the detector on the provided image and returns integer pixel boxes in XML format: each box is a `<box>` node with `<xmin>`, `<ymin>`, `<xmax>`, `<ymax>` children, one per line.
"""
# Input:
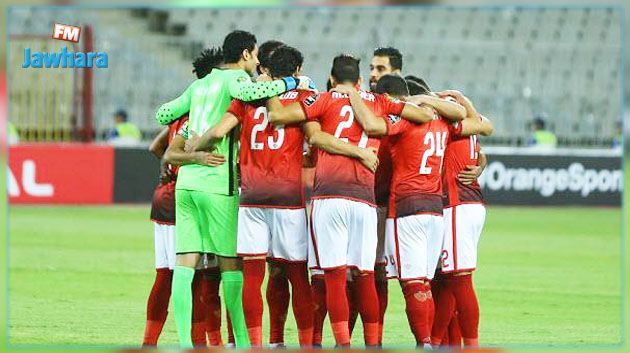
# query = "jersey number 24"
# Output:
<box><xmin>419</xmin><ymin>131</ymin><xmax>447</xmax><ymax>175</ymax></box>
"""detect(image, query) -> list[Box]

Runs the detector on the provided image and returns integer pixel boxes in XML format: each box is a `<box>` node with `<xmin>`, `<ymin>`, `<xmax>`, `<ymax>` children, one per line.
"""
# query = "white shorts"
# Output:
<box><xmin>387</xmin><ymin>214</ymin><xmax>444</xmax><ymax>281</ymax></box>
<box><xmin>376</xmin><ymin>206</ymin><xmax>388</xmax><ymax>266</ymax></box>
<box><xmin>441</xmin><ymin>204</ymin><xmax>486</xmax><ymax>273</ymax></box>
<box><xmin>383</xmin><ymin>218</ymin><xmax>398</xmax><ymax>279</ymax></box>
<box><xmin>237</xmin><ymin>207</ymin><xmax>308</xmax><ymax>262</ymax></box>
<box><xmin>309</xmin><ymin>198</ymin><xmax>378</xmax><ymax>272</ymax></box>
<box><xmin>154</xmin><ymin>223</ymin><xmax>176</xmax><ymax>270</ymax></box>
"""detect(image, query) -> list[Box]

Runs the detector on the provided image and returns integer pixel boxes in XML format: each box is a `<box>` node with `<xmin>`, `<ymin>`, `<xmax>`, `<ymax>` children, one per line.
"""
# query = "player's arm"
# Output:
<box><xmin>192</xmin><ymin>112</ymin><xmax>240</xmax><ymax>152</ymax></box>
<box><xmin>303</xmin><ymin>121</ymin><xmax>379</xmax><ymax>173</ymax></box>
<box><xmin>438</xmin><ymin>90</ymin><xmax>494</xmax><ymax>136</ymax></box>
<box><xmin>149</xmin><ymin>127</ymin><xmax>169</xmax><ymax>158</ymax></box>
<box><xmin>156</xmin><ymin>86</ymin><xmax>192</xmax><ymax>125</ymax></box>
<box><xmin>398</xmin><ymin>102</ymin><xmax>438</xmax><ymax>124</ymax></box>
<box><xmin>406</xmin><ymin>94</ymin><xmax>466</xmax><ymax>121</ymax></box>
<box><xmin>228</xmin><ymin>74</ymin><xmax>311</xmax><ymax>102</ymax></box>
<box><xmin>458</xmin><ymin>152</ymin><xmax>488</xmax><ymax>185</ymax></box>
<box><xmin>460</xmin><ymin>115</ymin><xmax>494</xmax><ymax>136</ymax></box>
<box><xmin>331</xmin><ymin>86</ymin><xmax>388</xmax><ymax>136</ymax></box>
<box><xmin>164</xmin><ymin>134</ymin><xmax>225</xmax><ymax>167</ymax></box>
<box><xmin>267</xmin><ymin>98</ymin><xmax>307</xmax><ymax>126</ymax></box>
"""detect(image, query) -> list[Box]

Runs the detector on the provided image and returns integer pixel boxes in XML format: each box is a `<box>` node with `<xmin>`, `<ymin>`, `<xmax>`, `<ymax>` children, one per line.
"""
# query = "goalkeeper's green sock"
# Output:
<box><xmin>222</xmin><ymin>270</ymin><xmax>251</xmax><ymax>348</ymax></box>
<box><xmin>171</xmin><ymin>266</ymin><xmax>195</xmax><ymax>348</ymax></box>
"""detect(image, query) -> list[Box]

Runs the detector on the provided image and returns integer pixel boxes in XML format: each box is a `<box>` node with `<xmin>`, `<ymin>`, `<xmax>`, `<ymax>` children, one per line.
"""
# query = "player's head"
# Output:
<box><xmin>268</xmin><ymin>45</ymin><xmax>304</xmax><ymax>80</ymax></box>
<box><xmin>257</xmin><ymin>40</ymin><xmax>285</xmax><ymax>75</ymax></box>
<box><xmin>222</xmin><ymin>30</ymin><xmax>258</xmax><ymax>76</ymax></box>
<box><xmin>192</xmin><ymin>47</ymin><xmax>224</xmax><ymax>79</ymax></box>
<box><xmin>113</xmin><ymin>109</ymin><xmax>128</xmax><ymax>123</ymax></box>
<box><xmin>405</xmin><ymin>75</ymin><xmax>431</xmax><ymax>96</ymax></box>
<box><xmin>533</xmin><ymin>116</ymin><xmax>547</xmax><ymax>130</ymax></box>
<box><xmin>370</xmin><ymin>47</ymin><xmax>402</xmax><ymax>91</ymax></box>
<box><xmin>330</xmin><ymin>54</ymin><xmax>361</xmax><ymax>87</ymax></box>
<box><xmin>373</xmin><ymin>74</ymin><xmax>409</xmax><ymax>100</ymax></box>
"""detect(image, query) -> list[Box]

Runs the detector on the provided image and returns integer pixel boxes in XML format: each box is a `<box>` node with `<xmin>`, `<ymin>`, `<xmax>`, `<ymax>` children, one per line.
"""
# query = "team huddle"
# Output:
<box><xmin>142</xmin><ymin>30</ymin><xmax>494</xmax><ymax>349</ymax></box>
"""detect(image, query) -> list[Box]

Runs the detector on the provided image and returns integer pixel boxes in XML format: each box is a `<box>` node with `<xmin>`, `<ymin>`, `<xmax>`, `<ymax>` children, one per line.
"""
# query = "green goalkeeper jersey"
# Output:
<box><xmin>156</xmin><ymin>68</ymin><xmax>289</xmax><ymax>195</ymax></box>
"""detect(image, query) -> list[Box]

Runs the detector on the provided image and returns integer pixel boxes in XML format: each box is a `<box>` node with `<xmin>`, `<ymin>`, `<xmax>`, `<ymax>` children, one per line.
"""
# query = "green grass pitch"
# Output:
<box><xmin>8</xmin><ymin>205</ymin><xmax>621</xmax><ymax>348</ymax></box>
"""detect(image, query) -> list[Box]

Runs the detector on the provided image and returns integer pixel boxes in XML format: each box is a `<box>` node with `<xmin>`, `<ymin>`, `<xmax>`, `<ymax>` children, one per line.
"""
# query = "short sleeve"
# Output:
<box><xmin>299</xmin><ymin>92</ymin><xmax>327</xmax><ymax>122</ymax></box>
<box><xmin>385</xmin><ymin>114</ymin><xmax>410</xmax><ymax>136</ymax></box>
<box><xmin>227</xmin><ymin>100</ymin><xmax>246</xmax><ymax>121</ymax></box>
<box><xmin>377</xmin><ymin>94</ymin><xmax>405</xmax><ymax>116</ymax></box>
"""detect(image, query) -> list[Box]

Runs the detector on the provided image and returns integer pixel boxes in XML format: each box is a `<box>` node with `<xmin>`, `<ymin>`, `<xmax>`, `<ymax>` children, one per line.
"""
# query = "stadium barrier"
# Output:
<box><xmin>7</xmin><ymin>145</ymin><xmax>622</xmax><ymax>206</ymax></box>
<box><xmin>8</xmin><ymin>144</ymin><xmax>158</xmax><ymax>204</ymax></box>
<box><xmin>480</xmin><ymin>147</ymin><xmax>623</xmax><ymax>206</ymax></box>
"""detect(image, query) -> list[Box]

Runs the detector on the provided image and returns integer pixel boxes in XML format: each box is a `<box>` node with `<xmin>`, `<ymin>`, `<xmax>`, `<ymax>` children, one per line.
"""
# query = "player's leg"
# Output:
<box><xmin>426</xmin><ymin>215</ymin><xmax>445</xmax><ymax>335</ymax></box>
<box><xmin>267</xmin><ymin>261</ymin><xmax>290</xmax><ymax>347</ymax></box>
<box><xmin>374</xmin><ymin>206</ymin><xmax>389</xmax><ymax>346</ymax></box>
<box><xmin>204</xmin><ymin>193</ymin><xmax>250</xmax><ymax>348</ymax></box>
<box><xmin>142</xmin><ymin>223</ymin><xmax>174</xmax><ymax>347</ymax></box>
<box><xmin>171</xmin><ymin>190</ymin><xmax>204</xmax><ymax>348</ymax></box>
<box><xmin>270</xmin><ymin>208</ymin><xmax>313</xmax><ymax>347</ymax></box>
<box><xmin>449</xmin><ymin>204</ymin><xmax>486</xmax><ymax>347</ymax></box>
<box><xmin>310</xmin><ymin>270</ymin><xmax>327</xmax><ymax>348</ymax></box>
<box><xmin>191</xmin><ymin>262</ymin><xmax>208</xmax><ymax>347</ymax></box>
<box><xmin>347</xmin><ymin>201</ymin><xmax>380</xmax><ymax>347</ymax></box>
<box><xmin>430</xmin><ymin>272</ymin><xmax>456</xmax><ymax>347</ymax></box>
<box><xmin>237</xmin><ymin>207</ymin><xmax>272</xmax><ymax>347</ymax></box>
<box><xmin>396</xmin><ymin>215</ymin><xmax>433</xmax><ymax>348</ymax></box>
<box><xmin>447</xmin><ymin>312</ymin><xmax>462</xmax><ymax>347</ymax></box>
<box><xmin>346</xmin><ymin>274</ymin><xmax>359</xmax><ymax>338</ymax></box>
<box><xmin>311</xmin><ymin>199</ymin><xmax>351</xmax><ymax>347</ymax></box>
<box><xmin>200</xmin><ymin>255</ymin><xmax>223</xmax><ymax>346</ymax></box>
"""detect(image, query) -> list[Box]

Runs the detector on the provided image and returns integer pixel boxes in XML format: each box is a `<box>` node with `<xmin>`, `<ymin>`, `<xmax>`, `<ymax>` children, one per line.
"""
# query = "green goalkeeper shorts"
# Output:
<box><xmin>175</xmin><ymin>189</ymin><xmax>239</xmax><ymax>257</ymax></box>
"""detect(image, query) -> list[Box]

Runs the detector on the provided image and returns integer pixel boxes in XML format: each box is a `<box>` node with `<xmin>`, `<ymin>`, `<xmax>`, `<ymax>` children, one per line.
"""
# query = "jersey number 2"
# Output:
<box><xmin>251</xmin><ymin>107</ymin><xmax>285</xmax><ymax>150</ymax></box>
<box><xmin>334</xmin><ymin>105</ymin><xmax>368</xmax><ymax>148</ymax></box>
<box><xmin>419</xmin><ymin>131</ymin><xmax>447</xmax><ymax>175</ymax></box>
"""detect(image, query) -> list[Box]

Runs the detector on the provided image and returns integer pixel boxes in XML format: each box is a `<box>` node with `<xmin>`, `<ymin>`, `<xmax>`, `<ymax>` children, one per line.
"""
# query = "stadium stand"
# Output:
<box><xmin>8</xmin><ymin>7</ymin><xmax>622</xmax><ymax>147</ymax></box>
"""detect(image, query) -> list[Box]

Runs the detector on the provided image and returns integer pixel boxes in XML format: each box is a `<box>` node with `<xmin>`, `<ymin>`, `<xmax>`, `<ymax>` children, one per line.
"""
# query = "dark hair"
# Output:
<box><xmin>405</xmin><ymin>75</ymin><xmax>431</xmax><ymax>95</ymax></box>
<box><xmin>192</xmin><ymin>47</ymin><xmax>223</xmax><ymax>79</ymax></box>
<box><xmin>326</xmin><ymin>78</ymin><xmax>333</xmax><ymax>91</ymax></box>
<box><xmin>268</xmin><ymin>45</ymin><xmax>303</xmax><ymax>78</ymax></box>
<box><xmin>373</xmin><ymin>47</ymin><xmax>403</xmax><ymax>71</ymax></box>
<box><xmin>114</xmin><ymin>109</ymin><xmax>128</xmax><ymax>121</ymax></box>
<box><xmin>331</xmin><ymin>54</ymin><xmax>360</xmax><ymax>85</ymax></box>
<box><xmin>222</xmin><ymin>30</ymin><xmax>257</xmax><ymax>64</ymax></box>
<box><xmin>258</xmin><ymin>40</ymin><xmax>285</xmax><ymax>74</ymax></box>
<box><xmin>374</xmin><ymin>74</ymin><xmax>409</xmax><ymax>97</ymax></box>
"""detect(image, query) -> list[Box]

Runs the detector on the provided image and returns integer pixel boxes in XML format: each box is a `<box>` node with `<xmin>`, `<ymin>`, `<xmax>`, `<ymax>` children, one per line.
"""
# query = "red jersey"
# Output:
<box><xmin>442</xmin><ymin>133</ymin><xmax>484</xmax><ymax>208</ymax></box>
<box><xmin>388</xmin><ymin>116</ymin><xmax>462</xmax><ymax>217</ymax></box>
<box><xmin>150</xmin><ymin>115</ymin><xmax>189</xmax><ymax>224</ymax></box>
<box><xmin>228</xmin><ymin>90</ymin><xmax>312</xmax><ymax>208</ymax></box>
<box><xmin>299</xmin><ymin>90</ymin><xmax>405</xmax><ymax>205</ymax></box>
<box><xmin>374</xmin><ymin>136</ymin><xmax>392</xmax><ymax>207</ymax></box>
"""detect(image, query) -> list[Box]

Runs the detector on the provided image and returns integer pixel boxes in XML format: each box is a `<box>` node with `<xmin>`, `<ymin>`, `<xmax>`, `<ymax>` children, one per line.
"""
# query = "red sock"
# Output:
<box><xmin>347</xmin><ymin>279</ymin><xmax>359</xmax><ymax>336</ymax></box>
<box><xmin>430</xmin><ymin>275</ymin><xmax>455</xmax><ymax>347</ymax></box>
<box><xmin>267</xmin><ymin>262</ymin><xmax>290</xmax><ymax>345</ymax></box>
<box><xmin>402</xmin><ymin>281</ymin><xmax>432</xmax><ymax>345</ymax></box>
<box><xmin>143</xmin><ymin>268</ymin><xmax>172</xmax><ymax>346</ymax></box>
<box><xmin>353</xmin><ymin>272</ymin><xmax>380</xmax><ymax>347</ymax></box>
<box><xmin>452</xmin><ymin>274</ymin><xmax>479</xmax><ymax>347</ymax></box>
<box><xmin>286</xmin><ymin>262</ymin><xmax>314</xmax><ymax>346</ymax></box>
<box><xmin>201</xmin><ymin>267</ymin><xmax>223</xmax><ymax>346</ymax></box>
<box><xmin>375</xmin><ymin>278</ymin><xmax>388</xmax><ymax>345</ymax></box>
<box><xmin>191</xmin><ymin>271</ymin><xmax>207</xmax><ymax>347</ymax></box>
<box><xmin>311</xmin><ymin>275</ymin><xmax>327</xmax><ymax>346</ymax></box>
<box><xmin>448</xmin><ymin>313</ymin><xmax>462</xmax><ymax>347</ymax></box>
<box><xmin>242</xmin><ymin>259</ymin><xmax>265</xmax><ymax>347</ymax></box>
<box><xmin>324</xmin><ymin>267</ymin><xmax>350</xmax><ymax>346</ymax></box>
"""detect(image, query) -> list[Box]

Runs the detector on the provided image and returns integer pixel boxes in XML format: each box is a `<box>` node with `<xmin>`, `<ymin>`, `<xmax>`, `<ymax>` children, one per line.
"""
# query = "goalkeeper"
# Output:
<box><xmin>157</xmin><ymin>30</ymin><xmax>312</xmax><ymax>348</ymax></box>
